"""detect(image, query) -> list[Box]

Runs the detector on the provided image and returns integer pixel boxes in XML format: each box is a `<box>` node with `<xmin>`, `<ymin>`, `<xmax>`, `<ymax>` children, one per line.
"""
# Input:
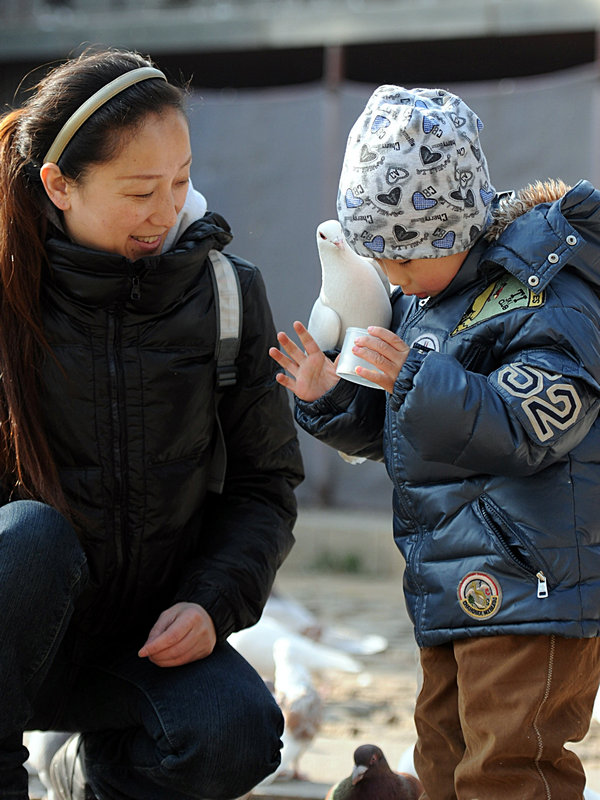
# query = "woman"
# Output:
<box><xmin>0</xmin><ymin>48</ymin><xmax>303</xmax><ymax>800</ymax></box>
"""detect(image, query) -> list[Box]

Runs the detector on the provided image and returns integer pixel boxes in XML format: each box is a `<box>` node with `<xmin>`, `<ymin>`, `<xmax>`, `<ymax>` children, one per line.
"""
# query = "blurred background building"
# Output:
<box><xmin>1</xmin><ymin>0</ymin><xmax>599</xmax><ymax>509</ymax></box>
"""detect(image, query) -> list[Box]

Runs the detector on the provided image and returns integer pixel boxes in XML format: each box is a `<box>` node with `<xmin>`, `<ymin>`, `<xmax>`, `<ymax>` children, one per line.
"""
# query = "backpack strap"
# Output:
<box><xmin>206</xmin><ymin>249</ymin><xmax>243</xmax><ymax>493</ymax></box>
<box><xmin>208</xmin><ymin>249</ymin><xmax>243</xmax><ymax>388</ymax></box>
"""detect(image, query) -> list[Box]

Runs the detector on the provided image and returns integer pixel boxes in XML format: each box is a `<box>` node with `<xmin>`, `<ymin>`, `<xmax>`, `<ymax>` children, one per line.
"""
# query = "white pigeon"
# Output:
<box><xmin>25</xmin><ymin>730</ymin><xmax>70</xmax><ymax>800</ymax></box>
<box><xmin>308</xmin><ymin>219</ymin><xmax>392</xmax><ymax>352</ymax></box>
<box><xmin>228</xmin><ymin>615</ymin><xmax>361</xmax><ymax>682</ymax></box>
<box><xmin>265</xmin><ymin>587</ymin><xmax>388</xmax><ymax>656</ymax></box>
<box><xmin>256</xmin><ymin>637</ymin><xmax>324</xmax><ymax>786</ymax></box>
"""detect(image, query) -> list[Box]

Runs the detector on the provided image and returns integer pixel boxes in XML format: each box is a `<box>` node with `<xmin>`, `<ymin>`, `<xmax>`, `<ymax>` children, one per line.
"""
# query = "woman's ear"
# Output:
<box><xmin>39</xmin><ymin>163</ymin><xmax>72</xmax><ymax>210</ymax></box>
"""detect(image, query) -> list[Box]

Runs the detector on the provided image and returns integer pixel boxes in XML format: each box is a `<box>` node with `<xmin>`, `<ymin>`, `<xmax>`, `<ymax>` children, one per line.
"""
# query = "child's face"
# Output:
<box><xmin>377</xmin><ymin>251</ymin><xmax>468</xmax><ymax>298</ymax></box>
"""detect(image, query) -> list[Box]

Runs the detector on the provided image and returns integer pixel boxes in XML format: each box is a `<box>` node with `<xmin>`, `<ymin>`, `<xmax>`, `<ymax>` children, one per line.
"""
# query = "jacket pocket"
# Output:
<box><xmin>476</xmin><ymin>494</ymin><xmax>554</xmax><ymax>598</ymax></box>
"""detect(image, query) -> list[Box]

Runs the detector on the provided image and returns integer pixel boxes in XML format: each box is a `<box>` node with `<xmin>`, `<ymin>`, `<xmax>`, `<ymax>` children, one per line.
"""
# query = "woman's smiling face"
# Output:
<box><xmin>50</xmin><ymin>108</ymin><xmax>192</xmax><ymax>261</ymax></box>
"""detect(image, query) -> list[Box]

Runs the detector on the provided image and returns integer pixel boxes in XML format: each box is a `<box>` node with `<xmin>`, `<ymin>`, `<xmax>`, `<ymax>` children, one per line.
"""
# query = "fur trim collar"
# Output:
<box><xmin>484</xmin><ymin>179</ymin><xmax>572</xmax><ymax>242</ymax></box>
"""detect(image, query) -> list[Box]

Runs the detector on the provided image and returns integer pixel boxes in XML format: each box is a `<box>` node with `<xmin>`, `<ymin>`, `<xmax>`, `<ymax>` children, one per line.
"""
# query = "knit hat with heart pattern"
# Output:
<box><xmin>336</xmin><ymin>85</ymin><xmax>495</xmax><ymax>260</ymax></box>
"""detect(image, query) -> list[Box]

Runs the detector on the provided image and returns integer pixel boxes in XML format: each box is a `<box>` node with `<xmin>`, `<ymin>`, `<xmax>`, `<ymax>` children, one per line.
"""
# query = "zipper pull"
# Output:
<box><xmin>130</xmin><ymin>275</ymin><xmax>141</xmax><ymax>300</ymax></box>
<box><xmin>536</xmin><ymin>571</ymin><xmax>548</xmax><ymax>599</ymax></box>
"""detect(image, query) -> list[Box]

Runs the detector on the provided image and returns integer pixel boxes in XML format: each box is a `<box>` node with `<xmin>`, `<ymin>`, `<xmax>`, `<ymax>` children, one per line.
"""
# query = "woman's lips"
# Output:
<box><xmin>130</xmin><ymin>234</ymin><xmax>163</xmax><ymax>253</ymax></box>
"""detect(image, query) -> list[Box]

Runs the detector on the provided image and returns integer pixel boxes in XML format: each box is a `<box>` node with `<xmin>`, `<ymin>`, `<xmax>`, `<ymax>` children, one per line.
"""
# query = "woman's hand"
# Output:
<box><xmin>269</xmin><ymin>320</ymin><xmax>340</xmax><ymax>402</ymax></box>
<box><xmin>352</xmin><ymin>325</ymin><xmax>411</xmax><ymax>394</ymax></box>
<box><xmin>138</xmin><ymin>602</ymin><xmax>216</xmax><ymax>667</ymax></box>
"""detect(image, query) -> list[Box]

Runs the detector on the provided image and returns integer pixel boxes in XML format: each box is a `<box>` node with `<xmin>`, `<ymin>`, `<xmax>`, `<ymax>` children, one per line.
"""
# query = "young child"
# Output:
<box><xmin>270</xmin><ymin>85</ymin><xmax>600</xmax><ymax>799</ymax></box>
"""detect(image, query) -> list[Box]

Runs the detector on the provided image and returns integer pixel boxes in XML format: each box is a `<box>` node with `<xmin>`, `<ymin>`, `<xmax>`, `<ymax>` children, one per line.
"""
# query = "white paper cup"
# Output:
<box><xmin>336</xmin><ymin>326</ymin><xmax>385</xmax><ymax>389</ymax></box>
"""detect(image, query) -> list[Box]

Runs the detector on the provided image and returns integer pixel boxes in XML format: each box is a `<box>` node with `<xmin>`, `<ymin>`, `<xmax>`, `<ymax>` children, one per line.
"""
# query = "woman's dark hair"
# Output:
<box><xmin>0</xmin><ymin>48</ymin><xmax>187</xmax><ymax>517</ymax></box>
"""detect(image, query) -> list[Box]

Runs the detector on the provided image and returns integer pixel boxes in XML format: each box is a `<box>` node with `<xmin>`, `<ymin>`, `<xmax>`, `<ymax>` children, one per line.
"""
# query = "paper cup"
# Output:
<box><xmin>336</xmin><ymin>326</ymin><xmax>385</xmax><ymax>389</ymax></box>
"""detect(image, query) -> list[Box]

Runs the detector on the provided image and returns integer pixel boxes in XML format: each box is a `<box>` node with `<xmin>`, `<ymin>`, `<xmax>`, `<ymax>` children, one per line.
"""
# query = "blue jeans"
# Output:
<box><xmin>0</xmin><ymin>501</ymin><xmax>283</xmax><ymax>799</ymax></box>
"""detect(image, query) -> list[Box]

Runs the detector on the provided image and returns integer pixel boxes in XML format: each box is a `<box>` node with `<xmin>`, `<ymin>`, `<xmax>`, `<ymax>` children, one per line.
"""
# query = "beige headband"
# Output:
<box><xmin>43</xmin><ymin>66</ymin><xmax>167</xmax><ymax>164</ymax></box>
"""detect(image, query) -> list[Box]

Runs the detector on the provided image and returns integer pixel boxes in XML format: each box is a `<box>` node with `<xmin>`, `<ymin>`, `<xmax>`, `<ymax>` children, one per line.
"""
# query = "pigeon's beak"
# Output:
<box><xmin>333</xmin><ymin>237</ymin><xmax>345</xmax><ymax>248</ymax></box>
<box><xmin>351</xmin><ymin>765</ymin><xmax>368</xmax><ymax>785</ymax></box>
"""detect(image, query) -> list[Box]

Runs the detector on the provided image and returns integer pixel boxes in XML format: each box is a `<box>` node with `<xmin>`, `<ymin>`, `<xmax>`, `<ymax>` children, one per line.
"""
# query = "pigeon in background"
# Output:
<box><xmin>25</xmin><ymin>730</ymin><xmax>70</xmax><ymax>800</ymax></box>
<box><xmin>264</xmin><ymin>587</ymin><xmax>388</xmax><ymax>656</ymax></box>
<box><xmin>308</xmin><ymin>219</ymin><xmax>392</xmax><ymax>352</ymax></box>
<box><xmin>254</xmin><ymin>638</ymin><xmax>323</xmax><ymax>787</ymax></box>
<box><xmin>326</xmin><ymin>744</ymin><xmax>423</xmax><ymax>800</ymax></box>
<box><xmin>228</xmin><ymin>614</ymin><xmax>361</xmax><ymax>682</ymax></box>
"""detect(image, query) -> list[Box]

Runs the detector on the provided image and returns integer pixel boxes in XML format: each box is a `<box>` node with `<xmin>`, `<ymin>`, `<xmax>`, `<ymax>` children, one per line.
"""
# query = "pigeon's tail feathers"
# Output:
<box><xmin>338</xmin><ymin>451</ymin><xmax>367</xmax><ymax>465</ymax></box>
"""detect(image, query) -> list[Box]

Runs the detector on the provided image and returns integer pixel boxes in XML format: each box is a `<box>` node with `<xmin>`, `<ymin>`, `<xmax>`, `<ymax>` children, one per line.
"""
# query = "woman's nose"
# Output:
<box><xmin>150</xmin><ymin>192</ymin><xmax>179</xmax><ymax>228</ymax></box>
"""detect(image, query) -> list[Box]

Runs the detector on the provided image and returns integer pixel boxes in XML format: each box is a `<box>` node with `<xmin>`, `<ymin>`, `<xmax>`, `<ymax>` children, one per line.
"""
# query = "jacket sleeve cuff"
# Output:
<box><xmin>295</xmin><ymin>378</ymin><xmax>360</xmax><ymax>417</ymax></box>
<box><xmin>389</xmin><ymin>349</ymin><xmax>428</xmax><ymax>411</ymax></box>
<box><xmin>174</xmin><ymin>584</ymin><xmax>238</xmax><ymax>641</ymax></box>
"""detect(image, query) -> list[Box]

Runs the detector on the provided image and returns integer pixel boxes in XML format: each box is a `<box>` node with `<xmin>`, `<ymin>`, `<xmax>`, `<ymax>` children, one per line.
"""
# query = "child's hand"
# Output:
<box><xmin>352</xmin><ymin>326</ymin><xmax>411</xmax><ymax>394</ymax></box>
<box><xmin>269</xmin><ymin>321</ymin><xmax>340</xmax><ymax>402</ymax></box>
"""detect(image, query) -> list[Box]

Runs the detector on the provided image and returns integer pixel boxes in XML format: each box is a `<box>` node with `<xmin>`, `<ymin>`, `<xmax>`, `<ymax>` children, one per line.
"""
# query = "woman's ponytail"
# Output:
<box><xmin>0</xmin><ymin>108</ymin><xmax>68</xmax><ymax>516</ymax></box>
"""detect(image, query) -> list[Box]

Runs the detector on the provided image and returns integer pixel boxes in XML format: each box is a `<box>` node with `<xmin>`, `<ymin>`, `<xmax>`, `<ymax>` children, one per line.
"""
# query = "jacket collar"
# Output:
<box><xmin>482</xmin><ymin>180</ymin><xmax>600</xmax><ymax>293</ymax></box>
<box><xmin>44</xmin><ymin>213</ymin><xmax>233</xmax><ymax>314</ymax></box>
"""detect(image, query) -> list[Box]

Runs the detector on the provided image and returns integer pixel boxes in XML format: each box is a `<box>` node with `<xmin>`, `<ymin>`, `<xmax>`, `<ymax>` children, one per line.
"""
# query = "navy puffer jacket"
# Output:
<box><xmin>40</xmin><ymin>211</ymin><xmax>303</xmax><ymax>640</ymax></box>
<box><xmin>296</xmin><ymin>180</ymin><xmax>600</xmax><ymax>647</ymax></box>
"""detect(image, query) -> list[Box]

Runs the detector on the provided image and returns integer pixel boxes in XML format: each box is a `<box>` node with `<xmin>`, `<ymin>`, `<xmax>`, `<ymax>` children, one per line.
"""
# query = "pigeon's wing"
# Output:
<box><xmin>397</xmin><ymin>772</ymin><xmax>425</xmax><ymax>800</ymax></box>
<box><xmin>265</xmin><ymin>590</ymin><xmax>320</xmax><ymax>636</ymax></box>
<box><xmin>370</xmin><ymin>258</ymin><xmax>392</xmax><ymax>293</ymax></box>
<box><xmin>325</xmin><ymin>775</ymin><xmax>353</xmax><ymax>800</ymax></box>
<box><xmin>282</xmin><ymin>688</ymin><xmax>323</xmax><ymax>742</ymax></box>
<box><xmin>307</xmin><ymin>298</ymin><xmax>341</xmax><ymax>351</ymax></box>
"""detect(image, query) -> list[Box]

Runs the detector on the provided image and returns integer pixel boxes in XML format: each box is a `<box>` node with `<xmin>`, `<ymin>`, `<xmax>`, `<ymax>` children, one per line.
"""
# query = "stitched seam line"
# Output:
<box><xmin>532</xmin><ymin>634</ymin><xmax>555</xmax><ymax>800</ymax></box>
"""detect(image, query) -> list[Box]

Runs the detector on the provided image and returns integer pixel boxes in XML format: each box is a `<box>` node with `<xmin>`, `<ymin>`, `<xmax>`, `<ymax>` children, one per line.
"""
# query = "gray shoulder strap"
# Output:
<box><xmin>206</xmin><ymin>249</ymin><xmax>243</xmax><ymax>493</ymax></box>
<box><xmin>207</xmin><ymin>249</ymin><xmax>243</xmax><ymax>388</ymax></box>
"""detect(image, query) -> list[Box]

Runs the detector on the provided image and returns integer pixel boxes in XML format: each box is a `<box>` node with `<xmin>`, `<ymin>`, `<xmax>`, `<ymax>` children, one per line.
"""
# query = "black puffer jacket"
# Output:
<box><xmin>40</xmin><ymin>212</ymin><xmax>303</xmax><ymax>640</ymax></box>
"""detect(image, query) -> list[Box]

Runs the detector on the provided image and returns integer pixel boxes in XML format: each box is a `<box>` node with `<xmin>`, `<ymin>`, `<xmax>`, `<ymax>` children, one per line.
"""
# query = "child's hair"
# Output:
<box><xmin>0</xmin><ymin>48</ymin><xmax>186</xmax><ymax>516</ymax></box>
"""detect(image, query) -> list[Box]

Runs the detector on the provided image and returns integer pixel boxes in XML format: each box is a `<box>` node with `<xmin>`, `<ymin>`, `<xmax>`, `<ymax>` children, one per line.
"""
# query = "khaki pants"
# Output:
<box><xmin>414</xmin><ymin>634</ymin><xmax>600</xmax><ymax>800</ymax></box>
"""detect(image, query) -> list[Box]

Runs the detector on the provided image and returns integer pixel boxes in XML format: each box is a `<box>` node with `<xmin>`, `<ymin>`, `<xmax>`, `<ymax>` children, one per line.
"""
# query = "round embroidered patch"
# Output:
<box><xmin>411</xmin><ymin>333</ymin><xmax>440</xmax><ymax>352</ymax></box>
<box><xmin>457</xmin><ymin>572</ymin><xmax>502</xmax><ymax>620</ymax></box>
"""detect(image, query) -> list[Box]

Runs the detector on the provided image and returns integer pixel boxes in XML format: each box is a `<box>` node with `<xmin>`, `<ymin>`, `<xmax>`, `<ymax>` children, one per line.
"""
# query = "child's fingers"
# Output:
<box><xmin>367</xmin><ymin>325</ymin><xmax>407</xmax><ymax>350</ymax></box>
<box><xmin>355</xmin><ymin>365</ymin><xmax>394</xmax><ymax>393</ymax></box>
<box><xmin>276</xmin><ymin>329</ymin><xmax>308</xmax><ymax>363</ymax></box>
<box><xmin>275</xmin><ymin>371</ymin><xmax>296</xmax><ymax>390</ymax></box>
<box><xmin>292</xmin><ymin>321</ymin><xmax>322</xmax><ymax>355</ymax></box>
<box><xmin>269</xmin><ymin>345</ymin><xmax>297</xmax><ymax>374</ymax></box>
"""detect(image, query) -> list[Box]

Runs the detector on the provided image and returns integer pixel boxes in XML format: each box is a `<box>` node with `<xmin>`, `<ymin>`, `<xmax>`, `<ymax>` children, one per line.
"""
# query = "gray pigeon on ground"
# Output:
<box><xmin>326</xmin><ymin>744</ymin><xmax>423</xmax><ymax>800</ymax></box>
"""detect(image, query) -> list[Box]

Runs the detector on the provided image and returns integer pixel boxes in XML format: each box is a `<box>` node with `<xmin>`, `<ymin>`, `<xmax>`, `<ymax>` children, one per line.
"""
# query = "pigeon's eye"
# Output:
<box><xmin>319</xmin><ymin>232</ymin><xmax>327</xmax><ymax>240</ymax></box>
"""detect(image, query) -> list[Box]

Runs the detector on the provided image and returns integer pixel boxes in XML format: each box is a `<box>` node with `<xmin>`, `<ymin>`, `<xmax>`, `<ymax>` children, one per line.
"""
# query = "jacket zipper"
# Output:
<box><xmin>386</xmin><ymin>296</ymin><xmax>432</xmax><ymax>624</ymax></box>
<box><xmin>130</xmin><ymin>275</ymin><xmax>141</xmax><ymax>300</ymax></box>
<box><xmin>107</xmin><ymin>306</ymin><xmax>128</xmax><ymax>572</ymax></box>
<box><xmin>479</xmin><ymin>499</ymin><xmax>548</xmax><ymax>599</ymax></box>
